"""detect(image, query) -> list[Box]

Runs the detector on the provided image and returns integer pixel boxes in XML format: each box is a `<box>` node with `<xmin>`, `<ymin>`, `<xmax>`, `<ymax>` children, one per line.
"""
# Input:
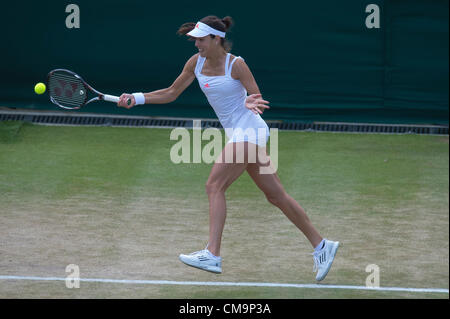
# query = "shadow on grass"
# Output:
<box><xmin>0</xmin><ymin>121</ymin><xmax>26</xmax><ymax>143</ymax></box>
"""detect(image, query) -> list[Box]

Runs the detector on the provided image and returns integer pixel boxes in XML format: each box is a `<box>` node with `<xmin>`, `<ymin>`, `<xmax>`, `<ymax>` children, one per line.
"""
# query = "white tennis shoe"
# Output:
<box><xmin>179</xmin><ymin>248</ymin><xmax>222</xmax><ymax>274</ymax></box>
<box><xmin>312</xmin><ymin>239</ymin><xmax>340</xmax><ymax>281</ymax></box>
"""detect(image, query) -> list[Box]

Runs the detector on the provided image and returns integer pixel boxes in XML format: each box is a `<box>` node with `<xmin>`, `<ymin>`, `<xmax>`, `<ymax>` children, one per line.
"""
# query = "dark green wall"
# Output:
<box><xmin>1</xmin><ymin>0</ymin><xmax>448</xmax><ymax>124</ymax></box>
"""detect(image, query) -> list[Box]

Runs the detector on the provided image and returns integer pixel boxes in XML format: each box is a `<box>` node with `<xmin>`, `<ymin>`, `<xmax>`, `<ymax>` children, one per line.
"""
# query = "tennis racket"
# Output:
<box><xmin>47</xmin><ymin>69</ymin><xmax>131</xmax><ymax>110</ymax></box>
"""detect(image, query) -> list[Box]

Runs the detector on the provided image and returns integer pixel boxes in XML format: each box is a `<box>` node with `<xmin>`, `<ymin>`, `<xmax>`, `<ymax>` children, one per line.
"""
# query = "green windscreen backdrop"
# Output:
<box><xmin>1</xmin><ymin>0</ymin><xmax>448</xmax><ymax>124</ymax></box>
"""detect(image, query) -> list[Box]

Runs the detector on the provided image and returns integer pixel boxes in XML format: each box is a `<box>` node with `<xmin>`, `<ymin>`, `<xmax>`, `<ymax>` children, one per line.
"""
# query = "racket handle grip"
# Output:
<box><xmin>104</xmin><ymin>94</ymin><xmax>132</xmax><ymax>105</ymax></box>
<box><xmin>103</xmin><ymin>94</ymin><xmax>120</xmax><ymax>103</ymax></box>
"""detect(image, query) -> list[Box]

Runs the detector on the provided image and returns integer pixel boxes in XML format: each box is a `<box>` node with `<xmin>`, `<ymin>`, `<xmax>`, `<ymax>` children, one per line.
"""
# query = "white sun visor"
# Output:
<box><xmin>187</xmin><ymin>22</ymin><xmax>226</xmax><ymax>38</ymax></box>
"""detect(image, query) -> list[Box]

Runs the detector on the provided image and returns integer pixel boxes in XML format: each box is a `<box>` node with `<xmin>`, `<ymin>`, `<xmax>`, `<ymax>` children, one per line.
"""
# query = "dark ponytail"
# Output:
<box><xmin>221</xmin><ymin>16</ymin><xmax>234</xmax><ymax>31</ymax></box>
<box><xmin>176</xmin><ymin>22</ymin><xmax>196</xmax><ymax>36</ymax></box>
<box><xmin>177</xmin><ymin>15</ymin><xmax>234</xmax><ymax>52</ymax></box>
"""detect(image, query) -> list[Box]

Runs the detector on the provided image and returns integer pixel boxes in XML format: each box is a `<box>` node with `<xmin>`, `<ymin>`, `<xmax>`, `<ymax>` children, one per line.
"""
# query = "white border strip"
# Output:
<box><xmin>0</xmin><ymin>275</ymin><xmax>448</xmax><ymax>294</ymax></box>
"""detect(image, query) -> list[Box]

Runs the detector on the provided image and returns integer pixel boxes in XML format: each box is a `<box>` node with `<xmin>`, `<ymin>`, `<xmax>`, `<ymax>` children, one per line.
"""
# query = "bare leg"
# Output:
<box><xmin>246</xmin><ymin>148</ymin><xmax>323</xmax><ymax>248</ymax></box>
<box><xmin>205</xmin><ymin>142</ymin><xmax>250</xmax><ymax>256</ymax></box>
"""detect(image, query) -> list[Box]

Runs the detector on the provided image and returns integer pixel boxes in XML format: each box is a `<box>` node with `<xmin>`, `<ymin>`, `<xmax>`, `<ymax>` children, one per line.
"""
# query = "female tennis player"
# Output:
<box><xmin>117</xmin><ymin>15</ymin><xmax>339</xmax><ymax>281</ymax></box>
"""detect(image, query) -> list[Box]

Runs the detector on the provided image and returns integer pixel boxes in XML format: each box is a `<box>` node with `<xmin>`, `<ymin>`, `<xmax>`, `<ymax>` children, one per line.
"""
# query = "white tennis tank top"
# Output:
<box><xmin>194</xmin><ymin>53</ymin><xmax>269</xmax><ymax>146</ymax></box>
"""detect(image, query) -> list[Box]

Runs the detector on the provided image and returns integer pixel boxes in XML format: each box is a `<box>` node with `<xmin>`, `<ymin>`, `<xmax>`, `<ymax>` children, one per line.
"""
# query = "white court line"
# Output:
<box><xmin>0</xmin><ymin>275</ymin><xmax>448</xmax><ymax>294</ymax></box>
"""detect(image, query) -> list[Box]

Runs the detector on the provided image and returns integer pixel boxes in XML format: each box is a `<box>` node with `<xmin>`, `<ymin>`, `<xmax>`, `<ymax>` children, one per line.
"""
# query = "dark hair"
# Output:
<box><xmin>177</xmin><ymin>15</ymin><xmax>234</xmax><ymax>52</ymax></box>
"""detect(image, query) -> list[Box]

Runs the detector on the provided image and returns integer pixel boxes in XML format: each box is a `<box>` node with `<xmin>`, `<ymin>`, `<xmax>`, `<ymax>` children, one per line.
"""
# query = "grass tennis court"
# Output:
<box><xmin>0</xmin><ymin>121</ymin><xmax>448</xmax><ymax>298</ymax></box>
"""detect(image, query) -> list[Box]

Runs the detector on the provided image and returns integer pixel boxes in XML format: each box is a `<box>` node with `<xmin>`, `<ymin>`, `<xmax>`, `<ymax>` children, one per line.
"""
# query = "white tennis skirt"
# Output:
<box><xmin>224</xmin><ymin>109</ymin><xmax>270</xmax><ymax>147</ymax></box>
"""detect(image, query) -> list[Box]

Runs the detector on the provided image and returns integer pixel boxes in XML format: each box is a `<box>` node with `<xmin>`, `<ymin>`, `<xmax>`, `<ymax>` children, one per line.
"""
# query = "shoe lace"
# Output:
<box><xmin>312</xmin><ymin>250</ymin><xmax>326</xmax><ymax>273</ymax></box>
<box><xmin>312</xmin><ymin>253</ymin><xmax>319</xmax><ymax>273</ymax></box>
<box><xmin>188</xmin><ymin>249</ymin><xmax>207</xmax><ymax>256</ymax></box>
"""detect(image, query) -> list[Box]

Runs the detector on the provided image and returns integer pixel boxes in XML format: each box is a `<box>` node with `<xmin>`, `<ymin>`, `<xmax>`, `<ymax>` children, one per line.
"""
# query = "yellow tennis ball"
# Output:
<box><xmin>34</xmin><ymin>82</ymin><xmax>46</xmax><ymax>95</ymax></box>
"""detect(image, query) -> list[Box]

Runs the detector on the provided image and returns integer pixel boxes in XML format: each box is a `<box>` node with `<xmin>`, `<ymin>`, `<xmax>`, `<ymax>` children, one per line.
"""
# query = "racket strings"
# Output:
<box><xmin>48</xmin><ymin>72</ymin><xmax>87</xmax><ymax>109</ymax></box>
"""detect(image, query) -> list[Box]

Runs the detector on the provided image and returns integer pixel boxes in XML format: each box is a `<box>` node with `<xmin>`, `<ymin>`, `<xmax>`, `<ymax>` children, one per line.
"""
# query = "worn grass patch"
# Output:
<box><xmin>0</xmin><ymin>124</ymin><xmax>448</xmax><ymax>298</ymax></box>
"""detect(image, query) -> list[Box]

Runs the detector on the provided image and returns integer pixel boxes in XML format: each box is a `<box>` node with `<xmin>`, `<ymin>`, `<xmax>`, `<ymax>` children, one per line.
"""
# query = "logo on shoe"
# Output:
<box><xmin>204</xmin><ymin>83</ymin><xmax>210</xmax><ymax>88</ymax></box>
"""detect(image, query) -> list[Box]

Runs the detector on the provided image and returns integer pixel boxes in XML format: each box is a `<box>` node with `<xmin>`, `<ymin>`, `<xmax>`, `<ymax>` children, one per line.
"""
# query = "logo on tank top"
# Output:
<box><xmin>204</xmin><ymin>83</ymin><xmax>210</xmax><ymax>88</ymax></box>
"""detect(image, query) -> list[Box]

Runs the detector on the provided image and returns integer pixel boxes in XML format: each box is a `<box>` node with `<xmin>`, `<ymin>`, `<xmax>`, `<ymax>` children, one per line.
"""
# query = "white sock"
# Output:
<box><xmin>314</xmin><ymin>239</ymin><xmax>326</xmax><ymax>252</ymax></box>
<box><xmin>206</xmin><ymin>248</ymin><xmax>221</xmax><ymax>260</ymax></box>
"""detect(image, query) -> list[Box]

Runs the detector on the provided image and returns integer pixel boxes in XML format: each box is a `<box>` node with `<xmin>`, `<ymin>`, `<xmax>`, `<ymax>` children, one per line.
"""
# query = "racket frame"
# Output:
<box><xmin>47</xmin><ymin>68</ymin><xmax>120</xmax><ymax>110</ymax></box>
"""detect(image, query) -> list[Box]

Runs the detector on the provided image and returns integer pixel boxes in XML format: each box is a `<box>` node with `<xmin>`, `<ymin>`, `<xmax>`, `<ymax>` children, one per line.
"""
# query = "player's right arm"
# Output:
<box><xmin>118</xmin><ymin>54</ymin><xmax>198</xmax><ymax>108</ymax></box>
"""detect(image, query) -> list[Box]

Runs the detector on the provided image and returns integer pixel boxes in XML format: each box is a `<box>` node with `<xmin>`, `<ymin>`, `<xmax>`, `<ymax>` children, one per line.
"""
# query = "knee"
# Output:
<box><xmin>205</xmin><ymin>181</ymin><xmax>226</xmax><ymax>195</ymax></box>
<box><xmin>266</xmin><ymin>191</ymin><xmax>288</xmax><ymax>207</ymax></box>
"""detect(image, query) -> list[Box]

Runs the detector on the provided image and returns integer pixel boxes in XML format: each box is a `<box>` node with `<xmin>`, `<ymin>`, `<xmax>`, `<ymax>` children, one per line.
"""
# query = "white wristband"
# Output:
<box><xmin>132</xmin><ymin>92</ymin><xmax>146</xmax><ymax>105</ymax></box>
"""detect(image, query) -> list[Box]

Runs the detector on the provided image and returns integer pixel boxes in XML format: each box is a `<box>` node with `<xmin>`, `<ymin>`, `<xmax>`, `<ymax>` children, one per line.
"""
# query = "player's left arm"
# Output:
<box><xmin>231</xmin><ymin>58</ymin><xmax>270</xmax><ymax>115</ymax></box>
